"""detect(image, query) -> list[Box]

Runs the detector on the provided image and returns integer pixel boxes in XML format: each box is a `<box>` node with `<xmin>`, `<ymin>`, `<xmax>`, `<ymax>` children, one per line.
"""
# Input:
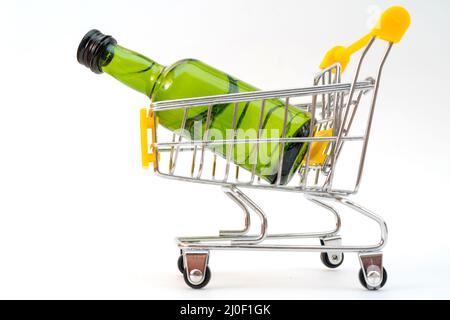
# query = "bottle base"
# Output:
<box><xmin>264</xmin><ymin>121</ymin><xmax>311</xmax><ymax>185</ymax></box>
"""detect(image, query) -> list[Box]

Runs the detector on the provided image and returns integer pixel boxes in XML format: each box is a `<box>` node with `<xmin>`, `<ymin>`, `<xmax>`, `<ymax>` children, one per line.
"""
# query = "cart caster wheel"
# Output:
<box><xmin>183</xmin><ymin>266</ymin><xmax>211</xmax><ymax>289</ymax></box>
<box><xmin>359</xmin><ymin>267</ymin><xmax>387</xmax><ymax>290</ymax></box>
<box><xmin>319</xmin><ymin>239</ymin><xmax>344</xmax><ymax>268</ymax></box>
<box><xmin>177</xmin><ymin>255</ymin><xmax>184</xmax><ymax>274</ymax></box>
<box><xmin>320</xmin><ymin>252</ymin><xmax>344</xmax><ymax>268</ymax></box>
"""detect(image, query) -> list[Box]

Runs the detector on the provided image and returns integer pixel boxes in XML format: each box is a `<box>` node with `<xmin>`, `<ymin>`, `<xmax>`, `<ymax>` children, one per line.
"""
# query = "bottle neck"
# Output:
<box><xmin>100</xmin><ymin>44</ymin><xmax>164</xmax><ymax>97</ymax></box>
<box><xmin>77</xmin><ymin>30</ymin><xmax>164</xmax><ymax>97</ymax></box>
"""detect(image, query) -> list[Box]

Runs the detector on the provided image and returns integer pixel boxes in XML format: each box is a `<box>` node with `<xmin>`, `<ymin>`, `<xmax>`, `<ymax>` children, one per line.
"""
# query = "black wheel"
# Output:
<box><xmin>320</xmin><ymin>239</ymin><xmax>344</xmax><ymax>268</ymax></box>
<box><xmin>359</xmin><ymin>267</ymin><xmax>388</xmax><ymax>290</ymax></box>
<box><xmin>320</xmin><ymin>252</ymin><xmax>344</xmax><ymax>268</ymax></box>
<box><xmin>183</xmin><ymin>266</ymin><xmax>211</xmax><ymax>289</ymax></box>
<box><xmin>177</xmin><ymin>255</ymin><xmax>184</xmax><ymax>274</ymax></box>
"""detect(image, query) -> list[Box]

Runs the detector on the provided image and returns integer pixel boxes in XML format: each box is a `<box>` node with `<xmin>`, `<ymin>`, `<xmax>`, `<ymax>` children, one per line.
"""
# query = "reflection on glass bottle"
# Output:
<box><xmin>77</xmin><ymin>30</ymin><xmax>311</xmax><ymax>184</ymax></box>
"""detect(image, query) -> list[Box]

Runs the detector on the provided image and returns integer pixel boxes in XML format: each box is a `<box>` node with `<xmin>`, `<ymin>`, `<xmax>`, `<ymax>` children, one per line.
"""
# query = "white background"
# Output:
<box><xmin>0</xmin><ymin>0</ymin><xmax>449</xmax><ymax>299</ymax></box>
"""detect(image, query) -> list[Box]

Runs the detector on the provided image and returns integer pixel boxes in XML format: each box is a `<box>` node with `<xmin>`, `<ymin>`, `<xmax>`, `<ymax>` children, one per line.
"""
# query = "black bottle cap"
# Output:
<box><xmin>77</xmin><ymin>29</ymin><xmax>117</xmax><ymax>74</ymax></box>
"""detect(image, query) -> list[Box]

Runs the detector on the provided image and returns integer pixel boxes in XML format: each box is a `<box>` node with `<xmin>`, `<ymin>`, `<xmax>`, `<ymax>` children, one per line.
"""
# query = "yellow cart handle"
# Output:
<box><xmin>320</xmin><ymin>6</ymin><xmax>411</xmax><ymax>71</ymax></box>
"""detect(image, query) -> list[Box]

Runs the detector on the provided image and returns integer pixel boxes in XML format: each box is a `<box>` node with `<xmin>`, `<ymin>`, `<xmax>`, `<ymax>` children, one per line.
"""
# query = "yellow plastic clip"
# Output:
<box><xmin>302</xmin><ymin>128</ymin><xmax>333</xmax><ymax>167</ymax></box>
<box><xmin>320</xmin><ymin>6</ymin><xmax>411</xmax><ymax>72</ymax></box>
<box><xmin>140</xmin><ymin>108</ymin><xmax>158</xmax><ymax>170</ymax></box>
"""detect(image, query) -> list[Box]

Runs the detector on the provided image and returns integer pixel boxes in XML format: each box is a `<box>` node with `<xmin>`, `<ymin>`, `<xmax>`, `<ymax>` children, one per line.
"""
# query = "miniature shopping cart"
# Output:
<box><xmin>139</xmin><ymin>7</ymin><xmax>410</xmax><ymax>290</ymax></box>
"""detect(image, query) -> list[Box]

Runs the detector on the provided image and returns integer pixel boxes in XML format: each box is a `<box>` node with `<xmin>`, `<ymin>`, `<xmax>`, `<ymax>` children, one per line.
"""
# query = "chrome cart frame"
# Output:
<box><xmin>140</xmin><ymin>7</ymin><xmax>410</xmax><ymax>290</ymax></box>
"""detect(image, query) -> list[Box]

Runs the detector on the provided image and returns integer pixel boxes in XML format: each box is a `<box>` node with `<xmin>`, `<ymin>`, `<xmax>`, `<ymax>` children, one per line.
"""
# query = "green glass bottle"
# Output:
<box><xmin>77</xmin><ymin>30</ymin><xmax>311</xmax><ymax>184</ymax></box>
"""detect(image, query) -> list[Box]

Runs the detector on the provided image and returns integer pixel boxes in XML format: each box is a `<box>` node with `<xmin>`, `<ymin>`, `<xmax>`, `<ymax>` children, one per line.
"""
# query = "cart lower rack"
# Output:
<box><xmin>140</xmin><ymin>6</ymin><xmax>410</xmax><ymax>290</ymax></box>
